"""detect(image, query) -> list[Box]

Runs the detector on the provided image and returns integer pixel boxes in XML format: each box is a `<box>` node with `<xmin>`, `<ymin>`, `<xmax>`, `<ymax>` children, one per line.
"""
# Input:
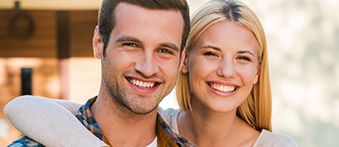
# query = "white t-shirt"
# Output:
<box><xmin>158</xmin><ymin>108</ymin><xmax>297</xmax><ymax>147</ymax></box>
<box><xmin>146</xmin><ymin>137</ymin><xmax>157</xmax><ymax>147</ymax></box>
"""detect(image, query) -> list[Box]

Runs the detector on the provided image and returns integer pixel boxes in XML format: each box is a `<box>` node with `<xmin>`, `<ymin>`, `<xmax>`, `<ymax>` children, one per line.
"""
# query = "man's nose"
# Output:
<box><xmin>135</xmin><ymin>51</ymin><xmax>159</xmax><ymax>78</ymax></box>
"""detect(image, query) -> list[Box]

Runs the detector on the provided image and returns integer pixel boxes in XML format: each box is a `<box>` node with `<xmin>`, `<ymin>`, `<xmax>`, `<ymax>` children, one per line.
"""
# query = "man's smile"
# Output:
<box><xmin>126</xmin><ymin>77</ymin><xmax>161</xmax><ymax>88</ymax></box>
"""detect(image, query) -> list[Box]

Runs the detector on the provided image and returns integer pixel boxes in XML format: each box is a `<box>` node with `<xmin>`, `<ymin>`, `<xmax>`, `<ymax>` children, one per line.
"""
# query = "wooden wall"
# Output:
<box><xmin>0</xmin><ymin>11</ymin><xmax>57</xmax><ymax>58</ymax></box>
<box><xmin>0</xmin><ymin>9</ymin><xmax>98</xmax><ymax>146</ymax></box>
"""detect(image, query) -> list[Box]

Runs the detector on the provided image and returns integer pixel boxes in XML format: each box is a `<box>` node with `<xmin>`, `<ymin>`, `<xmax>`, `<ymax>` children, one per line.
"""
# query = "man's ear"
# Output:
<box><xmin>93</xmin><ymin>26</ymin><xmax>104</xmax><ymax>59</ymax></box>
<box><xmin>180</xmin><ymin>49</ymin><xmax>188</xmax><ymax>73</ymax></box>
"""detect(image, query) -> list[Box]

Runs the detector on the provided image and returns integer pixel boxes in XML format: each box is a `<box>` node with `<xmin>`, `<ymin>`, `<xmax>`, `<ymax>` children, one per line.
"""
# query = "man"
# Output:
<box><xmin>7</xmin><ymin>0</ymin><xmax>192</xmax><ymax>146</ymax></box>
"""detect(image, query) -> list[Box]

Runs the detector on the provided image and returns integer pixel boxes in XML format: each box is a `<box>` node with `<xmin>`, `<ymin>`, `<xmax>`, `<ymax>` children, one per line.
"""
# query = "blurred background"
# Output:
<box><xmin>0</xmin><ymin>0</ymin><xmax>338</xmax><ymax>146</ymax></box>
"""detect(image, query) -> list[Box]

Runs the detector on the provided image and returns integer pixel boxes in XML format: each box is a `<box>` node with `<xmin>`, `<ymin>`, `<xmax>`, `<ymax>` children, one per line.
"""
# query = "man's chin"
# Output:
<box><xmin>126</xmin><ymin>105</ymin><xmax>158</xmax><ymax>115</ymax></box>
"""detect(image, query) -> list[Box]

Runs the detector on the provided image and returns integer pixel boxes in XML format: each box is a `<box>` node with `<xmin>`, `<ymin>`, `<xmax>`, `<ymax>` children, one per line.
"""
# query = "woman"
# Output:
<box><xmin>5</xmin><ymin>0</ymin><xmax>296</xmax><ymax>146</ymax></box>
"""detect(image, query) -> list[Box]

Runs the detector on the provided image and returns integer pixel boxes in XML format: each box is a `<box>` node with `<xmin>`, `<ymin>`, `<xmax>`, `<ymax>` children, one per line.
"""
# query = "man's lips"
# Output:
<box><xmin>125</xmin><ymin>77</ymin><xmax>161</xmax><ymax>89</ymax></box>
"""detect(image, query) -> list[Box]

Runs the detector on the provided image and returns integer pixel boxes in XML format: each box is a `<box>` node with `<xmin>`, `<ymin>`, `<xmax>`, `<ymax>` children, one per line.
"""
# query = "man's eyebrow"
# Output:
<box><xmin>115</xmin><ymin>36</ymin><xmax>142</xmax><ymax>44</ymax></box>
<box><xmin>160</xmin><ymin>43</ymin><xmax>179</xmax><ymax>51</ymax></box>
<box><xmin>201</xmin><ymin>45</ymin><xmax>221</xmax><ymax>51</ymax></box>
<box><xmin>238</xmin><ymin>50</ymin><xmax>255</xmax><ymax>56</ymax></box>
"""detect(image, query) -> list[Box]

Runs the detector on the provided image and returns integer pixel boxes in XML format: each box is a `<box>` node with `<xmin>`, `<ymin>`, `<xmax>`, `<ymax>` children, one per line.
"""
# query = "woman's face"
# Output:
<box><xmin>182</xmin><ymin>21</ymin><xmax>260</xmax><ymax>112</ymax></box>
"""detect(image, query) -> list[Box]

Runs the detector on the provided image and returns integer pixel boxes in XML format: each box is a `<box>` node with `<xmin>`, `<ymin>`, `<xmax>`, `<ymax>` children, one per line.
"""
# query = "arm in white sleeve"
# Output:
<box><xmin>4</xmin><ymin>95</ymin><xmax>108</xmax><ymax>147</ymax></box>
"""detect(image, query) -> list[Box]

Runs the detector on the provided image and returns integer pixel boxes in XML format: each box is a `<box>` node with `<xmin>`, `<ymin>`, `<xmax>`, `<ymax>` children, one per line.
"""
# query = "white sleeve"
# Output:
<box><xmin>4</xmin><ymin>95</ymin><xmax>108</xmax><ymax>147</ymax></box>
<box><xmin>157</xmin><ymin>107</ymin><xmax>169</xmax><ymax>122</ymax></box>
<box><xmin>157</xmin><ymin>107</ymin><xmax>180</xmax><ymax>134</ymax></box>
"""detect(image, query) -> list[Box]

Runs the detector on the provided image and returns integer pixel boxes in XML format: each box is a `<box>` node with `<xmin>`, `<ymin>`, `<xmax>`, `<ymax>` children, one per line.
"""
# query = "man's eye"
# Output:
<box><xmin>203</xmin><ymin>52</ymin><xmax>218</xmax><ymax>57</ymax></box>
<box><xmin>237</xmin><ymin>56</ymin><xmax>251</xmax><ymax>61</ymax></box>
<box><xmin>158</xmin><ymin>48</ymin><xmax>173</xmax><ymax>54</ymax></box>
<box><xmin>122</xmin><ymin>43</ymin><xmax>138</xmax><ymax>47</ymax></box>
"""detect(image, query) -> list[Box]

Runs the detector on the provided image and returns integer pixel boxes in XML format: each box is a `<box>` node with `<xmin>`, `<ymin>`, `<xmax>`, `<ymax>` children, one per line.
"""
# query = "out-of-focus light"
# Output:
<box><xmin>0</xmin><ymin>59</ymin><xmax>5</xmax><ymax>85</ymax></box>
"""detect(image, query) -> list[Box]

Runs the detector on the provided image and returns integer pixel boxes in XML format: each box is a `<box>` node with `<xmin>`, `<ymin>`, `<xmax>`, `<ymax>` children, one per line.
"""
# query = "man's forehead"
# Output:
<box><xmin>111</xmin><ymin>2</ymin><xmax>184</xmax><ymax>48</ymax></box>
<box><xmin>114</xmin><ymin>2</ymin><xmax>183</xmax><ymax>22</ymax></box>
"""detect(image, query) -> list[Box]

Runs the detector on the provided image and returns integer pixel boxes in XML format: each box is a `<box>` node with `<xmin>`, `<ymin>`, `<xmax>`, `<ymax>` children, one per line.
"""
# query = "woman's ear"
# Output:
<box><xmin>180</xmin><ymin>49</ymin><xmax>188</xmax><ymax>73</ymax></box>
<box><xmin>93</xmin><ymin>26</ymin><xmax>104</xmax><ymax>59</ymax></box>
<box><xmin>253</xmin><ymin>61</ymin><xmax>260</xmax><ymax>84</ymax></box>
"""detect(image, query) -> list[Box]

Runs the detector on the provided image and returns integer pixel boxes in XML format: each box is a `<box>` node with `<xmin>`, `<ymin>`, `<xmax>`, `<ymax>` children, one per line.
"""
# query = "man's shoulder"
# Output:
<box><xmin>7</xmin><ymin>136</ymin><xmax>44</xmax><ymax>147</ymax></box>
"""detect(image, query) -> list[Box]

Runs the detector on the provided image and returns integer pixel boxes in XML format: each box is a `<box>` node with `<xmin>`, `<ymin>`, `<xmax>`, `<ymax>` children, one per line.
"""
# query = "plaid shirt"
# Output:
<box><xmin>8</xmin><ymin>97</ymin><xmax>195</xmax><ymax>147</ymax></box>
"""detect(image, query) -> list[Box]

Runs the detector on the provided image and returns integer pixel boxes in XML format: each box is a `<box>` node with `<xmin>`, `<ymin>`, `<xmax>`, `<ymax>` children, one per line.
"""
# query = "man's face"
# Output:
<box><xmin>95</xmin><ymin>3</ymin><xmax>184</xmax><ymax>114</ymax></box>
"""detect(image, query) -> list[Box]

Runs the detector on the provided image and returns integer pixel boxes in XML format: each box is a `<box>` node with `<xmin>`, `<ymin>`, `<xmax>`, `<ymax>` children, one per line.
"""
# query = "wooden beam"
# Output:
<box><xmin>57</xmin><ymin>11</ymin><xmax>70</xmax><ymax>99</ymax></box>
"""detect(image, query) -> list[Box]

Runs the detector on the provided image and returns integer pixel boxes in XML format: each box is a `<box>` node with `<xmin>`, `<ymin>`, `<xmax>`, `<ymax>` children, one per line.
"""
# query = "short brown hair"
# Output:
<box><xmin>98</xmin><ymin>0</ymin><xmax>190</xmax><ymax>56</ymax></box>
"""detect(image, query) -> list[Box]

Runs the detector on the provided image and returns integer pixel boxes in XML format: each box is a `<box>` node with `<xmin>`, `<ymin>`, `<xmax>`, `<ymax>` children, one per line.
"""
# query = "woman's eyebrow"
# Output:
<box><xmin>238</xmin><ymin>50</ymin><xmax>255</xmax><ymax>56</ymax></box>
<box><xmin>200</xmin><ymin>45</ymin><xmax>221</xmax><ymax>51</ymax></box>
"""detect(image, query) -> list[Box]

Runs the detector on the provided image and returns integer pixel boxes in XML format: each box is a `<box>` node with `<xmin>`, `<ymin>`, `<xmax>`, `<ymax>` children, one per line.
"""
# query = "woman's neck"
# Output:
<box><xmin>178</xmin><ymin>99</ymin><xmax>259</xmax><ymax>147</ymax></box>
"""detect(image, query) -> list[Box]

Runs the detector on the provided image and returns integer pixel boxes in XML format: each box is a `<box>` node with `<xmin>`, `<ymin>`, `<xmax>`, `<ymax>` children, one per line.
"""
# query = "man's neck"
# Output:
<box><xmin>91</xmin><ymin>94</ymin><xmax>158</xmax><ymax>147</ymax></box>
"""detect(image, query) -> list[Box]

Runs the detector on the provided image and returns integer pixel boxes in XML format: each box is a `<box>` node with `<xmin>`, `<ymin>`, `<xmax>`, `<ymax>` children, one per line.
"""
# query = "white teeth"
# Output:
<box><xmin>129</xmin><ymin>78</ymin><xmax>155</xmax><ymax>88</ymax></box>
<box><xmin>210</xmin><ymin>83</ymin><xmax>235</xmax><ymax>92</ymax></box>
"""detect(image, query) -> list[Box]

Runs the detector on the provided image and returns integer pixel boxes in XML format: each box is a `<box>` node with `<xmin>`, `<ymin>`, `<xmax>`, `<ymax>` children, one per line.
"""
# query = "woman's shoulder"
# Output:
<box><xmin>253</xmin><ymin>129</ymin><xmax>297</xmax><ymax>147</ymax></box>
<box><xmin>157</xmin><ymin>107</ymin><xmax>181</xmax><ymax>134</ymax></box>
<box><xmin>158</xmin><ymin>107</ymin><xmax>180</xmax><ymax>118</ymax></box>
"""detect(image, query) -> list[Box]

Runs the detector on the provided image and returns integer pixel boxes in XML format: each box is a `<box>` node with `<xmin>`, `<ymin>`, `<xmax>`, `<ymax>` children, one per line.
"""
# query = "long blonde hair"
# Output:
<box><xmin>176</xmin><ymin>0</ymin><xmax>272</xmax><ymax>131</ymax></box>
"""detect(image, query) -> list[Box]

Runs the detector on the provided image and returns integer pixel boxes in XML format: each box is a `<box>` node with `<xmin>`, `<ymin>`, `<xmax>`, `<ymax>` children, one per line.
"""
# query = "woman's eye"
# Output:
<box><xmin>237</xmin><ymin>56</ymin><xmax>251</xmax><ymax>61</ymax></box>
<box><xmin>204</xmin><ymin>52</ymin><xmax>218</xmax><ymax>57</ymax></box>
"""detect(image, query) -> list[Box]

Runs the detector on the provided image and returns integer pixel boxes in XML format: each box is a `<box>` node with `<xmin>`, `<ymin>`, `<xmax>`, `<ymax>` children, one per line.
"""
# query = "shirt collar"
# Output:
<box><xmin>75</xmin><ymin>97</ymin><xmax>103</xmax><ymax>140</ymax></box>
<box><xmin>75</xmin><ymin>97</ymin><xmax>195</xmax><ymax>147</ymax></box>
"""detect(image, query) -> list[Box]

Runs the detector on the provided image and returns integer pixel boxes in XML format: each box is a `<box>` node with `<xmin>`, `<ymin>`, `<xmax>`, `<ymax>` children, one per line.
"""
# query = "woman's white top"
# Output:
<box><xmin>159</xmin><ymin>108</ymin><xmax>297</xmax><ymax>147</ymax></box>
